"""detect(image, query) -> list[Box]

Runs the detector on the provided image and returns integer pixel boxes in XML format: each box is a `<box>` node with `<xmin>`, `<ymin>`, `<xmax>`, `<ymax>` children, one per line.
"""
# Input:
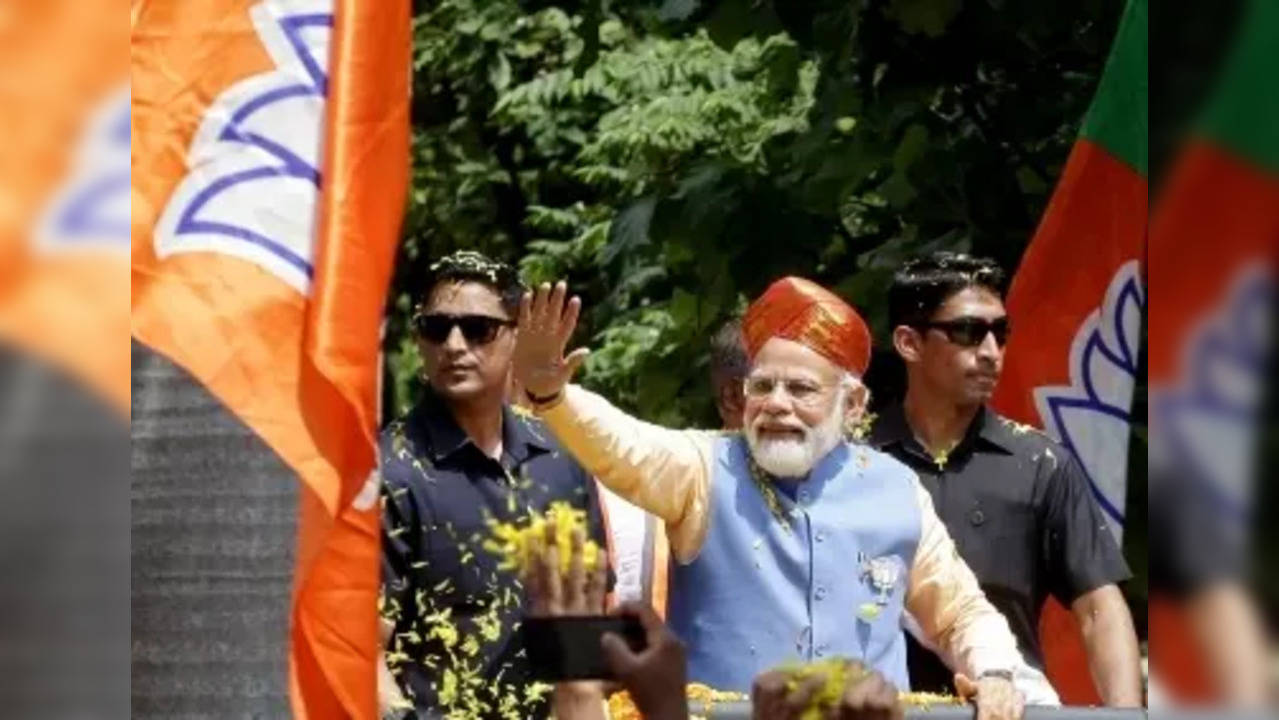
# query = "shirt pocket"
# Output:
<box><xmin>971</xmin><ymin>498</ymin><xmax>1037</xmax><ymax>596</ymax></box>
<box><xmin>421</xmin><ymin>520</ymin><xmax>496</xmax><ymax>612</ymax></box>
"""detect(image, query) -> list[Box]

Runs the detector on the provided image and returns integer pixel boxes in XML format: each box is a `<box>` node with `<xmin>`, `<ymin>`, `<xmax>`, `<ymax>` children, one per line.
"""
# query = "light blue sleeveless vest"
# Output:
<box><xmin>667</xmin><ymin>435</ymin><xmax>921</xmax><ymax>692</ymax></box>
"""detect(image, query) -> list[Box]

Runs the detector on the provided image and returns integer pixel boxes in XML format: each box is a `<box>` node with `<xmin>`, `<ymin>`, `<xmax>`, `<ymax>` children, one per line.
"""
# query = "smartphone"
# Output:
<box><xmin>520</xmin><ymin>614</ymin><xmax>647</xmax><ymax>681</ymax></box>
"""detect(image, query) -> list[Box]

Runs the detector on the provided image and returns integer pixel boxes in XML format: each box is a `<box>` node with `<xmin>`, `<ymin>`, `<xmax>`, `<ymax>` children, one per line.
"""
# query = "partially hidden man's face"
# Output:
<box><xmin>714</xmin><ymin>375</ymin><xmax>746</xmax><ymax>431</ymax></box>
<box><xmin>741</xmin><ymin>338</ymin><xmax>866</xmax><ymax>478</ymax></box>
<box><xmin>901</xmin><ymin>286</ymin><xmax>1007</xmax><ymax>406</ymax></box>
<box><xmin>416</xmin><ymin>281</ymin><xmax>515</xmax><ymax>403</ymax></box>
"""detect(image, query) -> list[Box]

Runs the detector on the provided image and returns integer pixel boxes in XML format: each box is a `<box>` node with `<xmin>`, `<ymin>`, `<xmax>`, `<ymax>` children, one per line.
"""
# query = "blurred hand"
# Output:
<box><xmin>752</xmin><ymin>661</ymin><xmax>902</xmax><ymax>720</ymax></box>
<box><xmin>522</xmin><ymin>517</ymin><xmax>609</xmax><ymax>720</ymax></box>
<box><xmin>835</xmin><ymin>669</ymin><xmax>902</xmax><ymax>720</ymax></box>
<box><xmin>522</xmin><ymin>518</ymin><xmax>606</xmax><ymax>617</ymax></box>
<box><xmin>513</xmin><ymin>281</ymin><xmax>589</xmax><ymax>399</ymax></box>
<box><xmin>751</xmin><ymin>668</ymin><xmax>824</xmax><ymax>720</ymax></box>
<box><xmin>955</xmin><ymin>673</ymin><xmax>1024</xmax><ymax>720</ymax></box>
<box><xmin>601</xmin><ymin>601</ymin><xmax>689</xmax><ymax>720</ymax></box>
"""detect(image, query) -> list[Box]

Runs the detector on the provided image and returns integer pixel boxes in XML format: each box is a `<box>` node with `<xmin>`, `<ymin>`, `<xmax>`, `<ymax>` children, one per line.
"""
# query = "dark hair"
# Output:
<box><xmin>417</xmin><ymin>250</ymin><xmax>525</xmax><ymax>318</ymax></box>
<box><xmin>709</xmin><ymin>317</ymin><xmax>748</xmax><ymax>384</ymax></box>
<box><xmin>887</xmin><ymin>251</ymin><xmax>1006</xmax><ymax>329</ymax></box>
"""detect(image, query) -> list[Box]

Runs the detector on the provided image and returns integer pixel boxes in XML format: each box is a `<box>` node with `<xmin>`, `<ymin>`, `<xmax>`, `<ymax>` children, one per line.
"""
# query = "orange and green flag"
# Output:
<box><xmin>990</xmin><ymin>0</ymin><xmax>1146</xmax><ymax>704</ymax></box>
<box><xmin>1147</xmin><ymin>0</ymin><xmax>1279</xmax><ymax>703</ymax></box>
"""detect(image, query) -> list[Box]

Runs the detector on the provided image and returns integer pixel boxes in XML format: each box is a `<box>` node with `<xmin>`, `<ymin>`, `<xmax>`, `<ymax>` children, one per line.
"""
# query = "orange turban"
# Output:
<box><xmin>742</xmin><ymin>277</ymin><xmax>872</xmax><ymax>376</ymax></box>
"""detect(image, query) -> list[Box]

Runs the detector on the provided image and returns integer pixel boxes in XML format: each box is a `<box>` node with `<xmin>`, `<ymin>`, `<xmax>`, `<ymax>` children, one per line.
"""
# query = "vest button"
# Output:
<box><xmin>815</xmin><ymin>586</ymin><xmax>827</xmax><ymax>600</ymax></box>
<box><xmin>969</xmin><ymin>509</ymin><xmax>986</xmax><ymax>526</ymax></box>
<box><xmin>815</xmin><ymin>530</ymin><xmax>826</xmax><ymax>543</ymax></box>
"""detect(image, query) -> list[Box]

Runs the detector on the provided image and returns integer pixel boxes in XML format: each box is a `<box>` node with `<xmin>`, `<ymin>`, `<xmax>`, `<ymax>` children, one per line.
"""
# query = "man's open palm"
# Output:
<box><xmin>514</xmin><ymin>281</ymin><xmax>589</xmax><ymax>399</ymax></box>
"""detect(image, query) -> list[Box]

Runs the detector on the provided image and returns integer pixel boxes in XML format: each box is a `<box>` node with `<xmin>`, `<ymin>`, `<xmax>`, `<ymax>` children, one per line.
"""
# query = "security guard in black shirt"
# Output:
<box><xmin>378</xmin><ymin>252</ymin><xmax>608</xmax><ymax>720</ymax></box>
<box><xmin>871</xmin><ymin>252</ymin><xmax>1141</xmax><ymax>706</ymax></box>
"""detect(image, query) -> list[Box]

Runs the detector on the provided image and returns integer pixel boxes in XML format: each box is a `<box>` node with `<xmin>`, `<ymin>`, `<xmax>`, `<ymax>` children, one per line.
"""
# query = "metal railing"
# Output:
<box><xmin>694</xmin><ymin>705</ymin><xmax>1275</xmax><ymax>719</ymax></box>
<box><xmin>696</xmin><ymin>703</ymin><xmax>1148</xmax><ymax>719</ymax></box>
<box><xmin>413</xmin><ymin>700</ymin><xmax>1269</xmax><ymax>718</ymax></box>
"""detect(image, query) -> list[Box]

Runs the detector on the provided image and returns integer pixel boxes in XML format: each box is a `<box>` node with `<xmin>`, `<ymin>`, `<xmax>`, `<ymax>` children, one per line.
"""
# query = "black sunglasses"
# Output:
<box><xmin>414</xmin><ymin>313</ymin><xmax>514</xmax><ymax>345</ymax></box>
<box><xmin>916</xmin><ymin>317</ymin><xmax>1010</xmax><ymax>348</ymax></box>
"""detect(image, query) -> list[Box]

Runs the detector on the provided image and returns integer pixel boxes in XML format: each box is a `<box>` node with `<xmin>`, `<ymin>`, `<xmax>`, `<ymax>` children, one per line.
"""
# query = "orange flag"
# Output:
<box><xmin>132</xmin><ymin>0</ymin><xmax>410</xmax><ymax>717</ymax></box>
<box><xmin>1147</xmin><ymin>0</ymin><xmax>1279</xmax><ymax>702</ymax></box>
<box><xmin>990</xmin><ymin>0</ymin><xmax>1146</xmax><ymax>703</ymax></box>
<box><xmin>0</xmin><ymin>0</ymin><xmax>129</xmax><ymax>414</ymax></box>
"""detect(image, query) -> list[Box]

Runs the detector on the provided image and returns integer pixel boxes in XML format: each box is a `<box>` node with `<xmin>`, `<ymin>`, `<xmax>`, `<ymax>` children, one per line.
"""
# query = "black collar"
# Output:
<box><xmin>870</xmin><ymin>402</ymin><xmax>1015</xmax><ymax>459</ymax></box>
<box><xmin>407</xmin><ymin>387</ymin><xmax>553</xmax><ymax>466</ymax></box>
<box><xmin>973</xmin><ymin>407</ymin><xmax>1019</xmax><ymax>453</ymax></box>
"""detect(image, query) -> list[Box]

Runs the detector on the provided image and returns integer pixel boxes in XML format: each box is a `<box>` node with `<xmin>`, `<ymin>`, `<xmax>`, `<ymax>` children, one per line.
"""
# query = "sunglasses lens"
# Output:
<box><xmin>416</xmin><ymin>316</ymin><xmax>452</xmax><ymax>343</ymax></box>
<box><xmin>939</xmin><ymin>318</ymin><xmax>1010</xmax><ymax>347</ymax></box>
<box><xmin>946</xmin><ymin>320</ymin><xmax>986</xmax><ymax>347</ymax></box>
<box><xmin>457</xmin><ymin>317</ymin><xmax>501</xmax><ymax>345</ymax></box>
<box><xmin>991</xmin><ymin>319</ymin><xmax>1010</xmax><ymax>346</ymax></box>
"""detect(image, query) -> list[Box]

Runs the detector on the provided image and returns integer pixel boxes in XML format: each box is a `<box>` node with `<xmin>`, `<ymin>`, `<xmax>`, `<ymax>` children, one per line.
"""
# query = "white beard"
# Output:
<box><xmin>745</xmin><ymin>391</ymin><xmax>846</xmax><ymax>478</ymax></box>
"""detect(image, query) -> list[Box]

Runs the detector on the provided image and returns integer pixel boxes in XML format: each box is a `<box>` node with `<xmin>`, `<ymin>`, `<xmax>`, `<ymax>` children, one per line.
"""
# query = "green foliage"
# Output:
<box><xmin>388</xmin><ymin>0</ymin><xmax>1129</xmax><ymax>428</ymax></box>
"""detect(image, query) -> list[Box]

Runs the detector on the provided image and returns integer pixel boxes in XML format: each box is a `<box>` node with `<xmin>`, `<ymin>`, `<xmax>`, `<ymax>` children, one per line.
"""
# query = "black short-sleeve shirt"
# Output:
<box><xmin>380</xmin><ymin>389</ymin><xmax>608</xmax><ymax>719</ymax></box>
<box><xmin>870</xmin><ymin>403</ymin><xmax>1131</xmax><ymax>693</ymax></box>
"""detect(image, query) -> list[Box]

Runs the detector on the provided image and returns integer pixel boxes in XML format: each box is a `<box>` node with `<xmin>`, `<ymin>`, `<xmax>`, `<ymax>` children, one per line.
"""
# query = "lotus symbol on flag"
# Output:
<box><xmin>154</xmin><ymin>0</ymin><xmax>334</xmax><ymax>294</ymax></box>
<box><xmin>35</xmin><ymin>84</ymin><xmax>131</xmax><ymax>250</ymax></box>
<box><xmin>1150</xmin><ymin>265</ymin><xmax>1272</xmax><ymax>518</ymax></box>
<box><xmin>1033</xmin><ymin>261</ymin><xmax>1145</xmax><ymax>541</ymax></box>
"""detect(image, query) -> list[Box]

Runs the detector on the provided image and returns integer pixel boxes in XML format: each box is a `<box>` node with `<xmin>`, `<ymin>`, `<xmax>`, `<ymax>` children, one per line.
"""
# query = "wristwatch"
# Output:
<box><xmin>524</xmin><ymin>387</ymin><xmax>563</xmax><ymax>406</ymax></box>
<box><xmin>978</xmin><ymin>669</ymin><xmax>1015</xmax><ymax>683</ymax></box>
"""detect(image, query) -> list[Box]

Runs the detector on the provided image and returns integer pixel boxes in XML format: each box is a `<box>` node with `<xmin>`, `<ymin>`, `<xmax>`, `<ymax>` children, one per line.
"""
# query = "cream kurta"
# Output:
<box><xmin>537</xmin><ymin>384</ymin><xmax>1028</xmax><ymax>681</ymax></box>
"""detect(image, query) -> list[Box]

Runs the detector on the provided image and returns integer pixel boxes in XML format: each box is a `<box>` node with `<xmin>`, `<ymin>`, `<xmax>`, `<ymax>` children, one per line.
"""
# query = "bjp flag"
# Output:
<box><xmin>0</xmin><ymin>0</ymin><xmax>129</xmax><ymax>414</ymax></box>
<box><xmin>1146</xmin><ymin>0</ymin><xmax>1279</xmax><ymax>703</ymax></box>
<box><xmin>989</xmin><ymin>0</ymin><xmax>1146</xmax><ymax>704</ymax></box>
<box><xmin>132</xmin><ymin>1</ymin><xmax>409</xmax><ymax>718</ymax></box>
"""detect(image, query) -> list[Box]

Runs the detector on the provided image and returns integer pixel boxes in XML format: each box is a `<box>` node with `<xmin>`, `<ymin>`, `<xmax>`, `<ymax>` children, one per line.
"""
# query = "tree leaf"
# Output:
<box><xmin>600</xmin><ymin>196</ymin><xmax>657</xmax><ymax>267</ymax></box>
<box><xmin>892</xmin><ymin>123</ymin><xmax>930</xmax><ymax>172</ymax></box>
<box><xmin>668</xmin><ymin>289</ymin><xmax>699</xmax><ymax>334</ymax></box>
<box><xmin>488</xmin><ymin>53</ymin><xmax>512</xmax><ymax>91</ymax></box>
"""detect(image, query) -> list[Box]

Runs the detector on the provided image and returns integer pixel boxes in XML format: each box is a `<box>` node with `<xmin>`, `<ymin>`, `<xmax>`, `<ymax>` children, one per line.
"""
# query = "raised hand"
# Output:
<box><xmin>522</xmin><ymin>516</ymin><xmax>606</xmax><ymax>618</ymax></box>
<box><xmin>524</xmin><ymin>516</ymin><xmax>611</xmax><ymax>720</ymax></box>
<box><xmin>514</xmin><ymin>281</ymin><xmax>590</xmax><ymax>400</ymax></box>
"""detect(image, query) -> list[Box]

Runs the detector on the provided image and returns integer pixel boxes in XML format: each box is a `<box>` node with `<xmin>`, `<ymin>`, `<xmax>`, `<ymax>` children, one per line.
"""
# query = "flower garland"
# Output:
<box><xmin>743</xmin><ymin>440</ymin><xmax>794</xmax><ymax>533</ymax></box>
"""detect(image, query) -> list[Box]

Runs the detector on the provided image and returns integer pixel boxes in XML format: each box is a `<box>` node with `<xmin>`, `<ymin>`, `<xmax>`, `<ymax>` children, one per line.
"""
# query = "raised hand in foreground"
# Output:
<box><xmin>521</xmin><ymin>518</ymin><xmax>609</xmax><ymax>720</ymax></box>
<box><xmin>522</xmin><ymin>518</ymin><xmax>607</xmax><ymax>617</ymax></box>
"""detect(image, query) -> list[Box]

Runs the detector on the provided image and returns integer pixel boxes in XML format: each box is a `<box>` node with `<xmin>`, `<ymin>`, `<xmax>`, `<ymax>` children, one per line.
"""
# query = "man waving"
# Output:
<box><xmin>512</xmin><ymin>277</ymin><xmax>1029</xmax><ymax>720</ymax></box>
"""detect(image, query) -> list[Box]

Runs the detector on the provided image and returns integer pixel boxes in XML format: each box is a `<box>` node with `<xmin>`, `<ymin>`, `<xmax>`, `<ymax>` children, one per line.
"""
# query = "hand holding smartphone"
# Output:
<box><xmin>521</xmin><ymin>614</ymin><xmax>648</xmax><ymax>681</ymax></box>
